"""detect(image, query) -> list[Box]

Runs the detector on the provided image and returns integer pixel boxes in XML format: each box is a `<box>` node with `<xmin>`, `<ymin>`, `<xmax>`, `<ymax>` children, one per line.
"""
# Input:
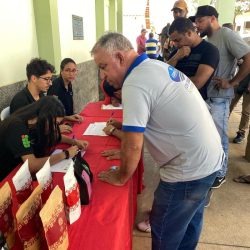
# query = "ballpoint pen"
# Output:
<box><xmin>107</xmin><ymin>111</ymin><xmax>114</xmax><ymax>124</ymax></box>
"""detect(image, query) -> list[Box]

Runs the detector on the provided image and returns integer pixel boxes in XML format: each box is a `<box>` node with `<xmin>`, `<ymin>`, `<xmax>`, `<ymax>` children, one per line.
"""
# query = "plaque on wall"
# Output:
<box><xmin>72</xmin><ymin>15</ymin><xmax>84</xmax><ymax>40</ymax></box>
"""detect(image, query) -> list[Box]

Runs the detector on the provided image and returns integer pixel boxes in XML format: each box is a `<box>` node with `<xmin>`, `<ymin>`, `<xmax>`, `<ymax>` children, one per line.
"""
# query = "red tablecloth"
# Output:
<box><xmin>0</xmin><ymin>102</ymin><xmax>144</xmax><ymax>250</ymax></box>
<box><xmin>80</xmin><ymin>101</ymin><xmax>123</xmax><ymax>118</ymax></box>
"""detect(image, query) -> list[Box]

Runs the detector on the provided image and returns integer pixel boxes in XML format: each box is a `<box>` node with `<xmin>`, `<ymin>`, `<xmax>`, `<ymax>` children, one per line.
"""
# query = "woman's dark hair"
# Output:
<box><xmin>103</xmin><ymin>80</ymin><xmax>118</xmax><ymax>98</ymax></box>
<box><xmin>26</xmin><ymin>58</ymin><xmax>55</xmax><ymax>81</ymax></box>
<box><xmin>60</xmin><ymin>58</ymin><xmax>76</xmax><ymax>71</ymax></box>
<box><xmin>1</xmin><ymin>96</ymin><xmax>65</xmax><ymax>156</ymax></box>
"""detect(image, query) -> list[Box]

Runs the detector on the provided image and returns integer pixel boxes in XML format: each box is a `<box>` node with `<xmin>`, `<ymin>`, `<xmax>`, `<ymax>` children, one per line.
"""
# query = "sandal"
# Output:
<box><xmin>137</xmin><ymin>219</ymin><xmax>151</xmax><ymax>233</ymax></box>
<box><xmin>233</xmin><ymin>175</ymin><xmax>250</xmax><ymax>184</ymax></box>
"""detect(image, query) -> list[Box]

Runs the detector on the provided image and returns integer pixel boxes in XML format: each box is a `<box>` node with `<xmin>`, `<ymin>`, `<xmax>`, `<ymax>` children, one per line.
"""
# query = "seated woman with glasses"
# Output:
<box><xmin>47</xmin><ymin>58</ymin><xmax>83</xmax><ymax>124</ymax></box>
<box><xmin>0</xmin><ymin>96</ymin><xmax>89</xmax><ymax>181</ymax></box>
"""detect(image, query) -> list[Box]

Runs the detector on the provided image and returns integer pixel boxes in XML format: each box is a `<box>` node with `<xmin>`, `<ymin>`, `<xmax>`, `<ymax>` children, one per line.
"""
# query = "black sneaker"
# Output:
<box><xmin>204</xmin><ymin>189</ymin><xmax>213</xmax><ymax>208</ymax></box>
<box><xmin>212</xmin><ymin>176</ymin><xmax>226</xmax><ymax>189</ymax></box>
<box><xmin>233</xmin><ymin>132</ymin><xmax>245</xmax><ymax>144</ymax></box>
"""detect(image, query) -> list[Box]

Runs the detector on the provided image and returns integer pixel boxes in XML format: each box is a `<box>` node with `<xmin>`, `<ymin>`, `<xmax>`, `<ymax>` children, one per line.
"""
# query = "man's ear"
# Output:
<box><xmin>211</xmin><ymin>16</ymin><xmax>216</xmax><ymax>23</ymax></box>
<box><xmin>30</xmin><ymin>75</ymin><xmax>37</xmax><ymax>82</ymax></box>
<box><xmin>187</xmin><ymin>30</ymin><xmax>192</xmax><ymax>38</ymax></box>
<box><xmin>115</xmin><ymin>52</ymin><xmax>124</xmax><ymax>65</ymax></box>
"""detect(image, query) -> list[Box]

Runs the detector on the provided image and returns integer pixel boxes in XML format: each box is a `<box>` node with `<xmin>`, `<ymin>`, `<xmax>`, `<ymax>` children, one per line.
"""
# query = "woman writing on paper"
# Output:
<box><xmin>0</xmin><ymin>96</ymin><xmax>88</xmax><ymax>181</ymax></box>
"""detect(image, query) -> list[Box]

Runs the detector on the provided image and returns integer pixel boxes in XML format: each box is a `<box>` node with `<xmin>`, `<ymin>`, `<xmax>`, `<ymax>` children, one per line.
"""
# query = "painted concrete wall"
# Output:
<box><xmin>216</xmin><ymin>0</ymin><xmax>235</xmax><ymax>24</ymax></box>
<box><xmin>33</xmin><ymin>0</ymin><xmax>61</xmax><ymax>72</ymax></box>
<box><xmin>0</xmin><ymin>0</ymin><xmax>39</xmax><ymax>87</ymax></box>
<box><xmin>57</xmin><ymin>0</ymin><xmax>96</xmax><ymax>63</ymax></box>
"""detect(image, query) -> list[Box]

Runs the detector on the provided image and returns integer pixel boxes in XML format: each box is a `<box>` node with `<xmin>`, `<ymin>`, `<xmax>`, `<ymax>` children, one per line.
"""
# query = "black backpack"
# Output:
<box><xmin>73</xmin><ymin>152</ymin><xmax>93</xmax><ymax>205</ymax></box>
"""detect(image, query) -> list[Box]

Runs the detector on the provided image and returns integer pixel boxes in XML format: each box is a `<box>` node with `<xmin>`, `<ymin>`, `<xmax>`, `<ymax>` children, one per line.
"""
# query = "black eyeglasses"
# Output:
<box><xmin>39</xmin><ymin>76</ymin><xmax>53</xmax><ymax>82</ymax></box>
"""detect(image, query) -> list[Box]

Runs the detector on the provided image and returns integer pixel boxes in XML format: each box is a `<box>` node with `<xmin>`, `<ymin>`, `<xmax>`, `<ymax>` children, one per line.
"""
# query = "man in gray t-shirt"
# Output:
<box><xmin>195</xmin><ymin>5</ymin><xmax>250</xmax><ymax>188</ymax></box>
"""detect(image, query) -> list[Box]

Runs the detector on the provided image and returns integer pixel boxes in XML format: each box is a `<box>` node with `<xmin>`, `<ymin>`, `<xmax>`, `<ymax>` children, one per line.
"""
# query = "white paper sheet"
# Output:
<box><xmin>50</xmin><ymin>149</ymin><xmax>85</xmax><ymax>173</ymax></box>
<box><xmin>83</xmin><ymin>122</ymin><xmax>108</xmax><ymax>136</ymax></box>
<box><xmin>101</xmin><ymin>104</ymin><xmax>123</xmax><ymax>110</ymax></box>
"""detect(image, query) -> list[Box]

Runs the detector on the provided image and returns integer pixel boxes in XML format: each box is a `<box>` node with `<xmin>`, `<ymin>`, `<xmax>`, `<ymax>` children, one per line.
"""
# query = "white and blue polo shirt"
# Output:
<box><xmin>122</xmin><ymin>54</ymin><xmax>224</xmax><ymax>182</ymax></box>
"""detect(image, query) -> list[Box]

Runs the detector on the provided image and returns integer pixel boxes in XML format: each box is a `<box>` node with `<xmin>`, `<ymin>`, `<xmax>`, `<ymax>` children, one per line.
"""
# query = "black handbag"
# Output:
<box><xmin>73</xmin><ymin>152</ymin><xmax>93</xmax><ymax>205</ymax></box>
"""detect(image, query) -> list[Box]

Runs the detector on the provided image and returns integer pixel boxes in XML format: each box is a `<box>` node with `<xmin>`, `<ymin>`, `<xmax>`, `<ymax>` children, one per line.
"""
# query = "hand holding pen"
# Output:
<box><xmin>106</xmin><ymin>118</ymin><xmax>122</xmax><ymax>129</ymax></box>
<box><xmin>106</xmin><ymin>111</ymin><xmax>114</xmax><ymax>125</ymax></box>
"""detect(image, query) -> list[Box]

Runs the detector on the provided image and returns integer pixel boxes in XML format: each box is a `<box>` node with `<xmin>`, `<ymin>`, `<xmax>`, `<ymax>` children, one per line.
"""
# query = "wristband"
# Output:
<box><xmin>63</xmin><ymin>149</ymin><xmax>70</xmax><ymax>159</ymax></box>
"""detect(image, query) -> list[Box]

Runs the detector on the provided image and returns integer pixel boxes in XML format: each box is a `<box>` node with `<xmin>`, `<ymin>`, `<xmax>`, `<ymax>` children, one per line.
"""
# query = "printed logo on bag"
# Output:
<box><xmin>168</xmin><ymin>66</ymin><xmax>182</xmax><ymax>82</ymax></box>
<box><xmin>21</xmin><ymin>135</ymin><xmax>31</xmax><ymax>148</ymax></box>
<box><xmin>82</xmin><ymin>163</ymin><xmax>90</xmax><ymax>175</ymax></box>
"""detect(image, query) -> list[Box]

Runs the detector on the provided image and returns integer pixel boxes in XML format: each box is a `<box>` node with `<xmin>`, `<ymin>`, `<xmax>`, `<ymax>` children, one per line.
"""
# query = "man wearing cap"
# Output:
<box><xmin>171</xmin><ymin>0</ymin><xmax>188</xmax><ymax>19</ymax></box>
<box><xmin>195</xmin><ymin>5</ymin><xmax>250</xmax><ymax>188</ymax></box>
<box><xmin>156</xmin><ymin>1</ymin><xmax>187</xmax><ymax>63</ymax></box>
<box><xmin>136</xmin><ymin>29</ymin><xmax>147</xmax><ymax>55</ymax></box>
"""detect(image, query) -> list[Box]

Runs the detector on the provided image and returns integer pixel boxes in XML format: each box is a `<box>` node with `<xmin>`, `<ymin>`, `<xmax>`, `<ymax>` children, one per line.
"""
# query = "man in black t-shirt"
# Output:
<box><xmin>168</xmin><ymin>17</ymin><xmax>219</xmax><ymax>100</ymax></box>
<box><xmin>10</xmin><ymin>58</ymin><xmax>55</xmax><ymax>114</ymax></box>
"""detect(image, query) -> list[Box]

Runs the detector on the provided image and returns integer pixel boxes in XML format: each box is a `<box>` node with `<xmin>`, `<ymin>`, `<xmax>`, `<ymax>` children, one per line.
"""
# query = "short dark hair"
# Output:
<box><xmin>149</xmin><ymin>32</ymin><xmax>154</xmax><ymax>38</ymax></box>
<box><xmin>103</xmin><ymin>80</ymin><xmax>117</xmax><ymax>98</ymax></box>
<box><xmin>26</xmin><ymin>58</ymin><xmax>55</xmax><ymax>81</ymax></box>
<box><xmin>60</xmin><ymin>58</ymin><xmax>76</xmax><ymax>71</ymax></box>
<box><xmin>169</xmin><ymin>17</ymin><xmax>195</xmax><ymax>35</ymax></box>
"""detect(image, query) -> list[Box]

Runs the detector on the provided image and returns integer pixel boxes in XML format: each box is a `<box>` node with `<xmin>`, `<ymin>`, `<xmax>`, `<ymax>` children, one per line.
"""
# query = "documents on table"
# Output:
<box><xmin>101</xmin><ymin>104</ymin><xmax>123</xmax><ymax>110</ymax></box>
<box><xmin>83</xmin><ymin>122</ymin><xmax>108</xmax><ymax>136</ymax></box>
<box><xmin>50</xmin><ymin>149</ymin><xmax>86</xmax><ymax>173</ymax></box>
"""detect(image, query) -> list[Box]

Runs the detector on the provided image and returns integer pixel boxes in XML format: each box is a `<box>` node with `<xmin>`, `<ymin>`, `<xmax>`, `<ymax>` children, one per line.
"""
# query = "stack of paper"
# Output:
<box><xmin>101</xmin><ymin>104</ymin><xmax>123</xmax><ymax>110</ymax></box>
<box><xmin>83</xmin><ymin>122</ymin><xmax>108</xmax><ymax>136</ymax></box>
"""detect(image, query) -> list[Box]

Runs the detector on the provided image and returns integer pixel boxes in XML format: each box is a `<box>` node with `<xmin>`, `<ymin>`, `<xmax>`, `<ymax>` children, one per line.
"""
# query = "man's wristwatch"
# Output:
<box><xmin>63</xmin><ymin>149</ymin><xmax>70</xmax><ymax>159</ymax></box>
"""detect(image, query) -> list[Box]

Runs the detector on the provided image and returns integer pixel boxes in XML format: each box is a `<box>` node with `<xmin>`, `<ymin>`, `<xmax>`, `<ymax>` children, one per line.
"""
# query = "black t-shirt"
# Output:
<box><xmin>169</xmin><ymin>40</ymin><xmax>219</xmax><ymax>100</ymax></box>
<box><xmin>10</xmin><ymin>86</ymin><xmax>35</xmax><ymax>114</ymax></box>
<box><xmin>10</xmin><ymin>86</ymin><xmax>44</xmax><ymax>114</ymax></box>
<box><xmin>47</xmin><ymin>77</ymin><xmax>74</xmax><ymax>116</ymax></box>
<box><xmin>0</xmin><ymin>119</ymin><xmax>33</xmax><ymax>181</ymax></box>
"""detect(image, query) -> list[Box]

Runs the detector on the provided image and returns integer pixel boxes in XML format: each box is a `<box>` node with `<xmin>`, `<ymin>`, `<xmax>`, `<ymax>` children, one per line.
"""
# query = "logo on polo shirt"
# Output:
<box><xmin>168</xmin><ymin>66</ymin><xmax>181</xmax><ymax>82</ymax></box>
<box><xmin>21</xmin><ymin>135</ymin><xmax>31</xmax><ymax>148</ymax></box>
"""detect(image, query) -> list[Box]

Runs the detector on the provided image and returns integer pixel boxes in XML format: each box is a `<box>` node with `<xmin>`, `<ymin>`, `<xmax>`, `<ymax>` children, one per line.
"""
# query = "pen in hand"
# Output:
<box><xmin>107</xmin><ymin>111</ymin><xmax>114</xmax><ymax>125</ymax></box>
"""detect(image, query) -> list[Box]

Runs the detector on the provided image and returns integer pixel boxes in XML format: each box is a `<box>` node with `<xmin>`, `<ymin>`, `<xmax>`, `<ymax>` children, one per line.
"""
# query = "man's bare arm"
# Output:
<box><xmin>98</xmin><ymin>131</ymin><xmax>143</xmax><ymax>186</ymax></box>
<box><xmin>189</xmin><ymin>64</ymin><xmax>215</xmax><ymax>89</ymax></box>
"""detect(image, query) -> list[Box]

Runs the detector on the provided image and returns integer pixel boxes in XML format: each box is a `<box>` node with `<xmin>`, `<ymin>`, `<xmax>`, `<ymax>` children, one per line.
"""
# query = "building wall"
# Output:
<box><xmin>0</xmin><ymin>0</ymin><xmax>39</xmax><ymax>87</ymax></box>
<box><xmin>57</xmin><ymin>0</ymin><xmax>96</xmax><ymax>63</ymax></box>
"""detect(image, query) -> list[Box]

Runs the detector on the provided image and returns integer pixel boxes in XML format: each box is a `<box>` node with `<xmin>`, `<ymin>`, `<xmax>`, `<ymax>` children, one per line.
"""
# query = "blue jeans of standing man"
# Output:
<box><xmin>206</xmin><ymin>98</ymin><xmax>231</xmax><ymax>178</ymax></box>
<box><xmin>150</xmin><ymin>172</ymin><xmax>217</xmax><ymax>250</ymax></box>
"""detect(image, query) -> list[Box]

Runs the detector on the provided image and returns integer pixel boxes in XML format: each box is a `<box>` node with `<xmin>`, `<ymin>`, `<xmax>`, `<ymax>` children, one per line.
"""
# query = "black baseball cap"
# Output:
<box><xmin>195</xmin><ymin>5</ymin><xmax>219</xmax><ymax>18</ymax></box>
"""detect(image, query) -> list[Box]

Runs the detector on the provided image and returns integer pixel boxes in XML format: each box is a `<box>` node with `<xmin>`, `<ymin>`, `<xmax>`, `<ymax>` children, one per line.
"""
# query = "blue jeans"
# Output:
<box><xmin>150</xmin><ymin>172</ymin><xmax>217</xmax><ymax>250</ymax></box>
<box><xmin>206</xmin><ymin>98</ymin><xmax>231</xmax><ymax>178</ymax></box>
